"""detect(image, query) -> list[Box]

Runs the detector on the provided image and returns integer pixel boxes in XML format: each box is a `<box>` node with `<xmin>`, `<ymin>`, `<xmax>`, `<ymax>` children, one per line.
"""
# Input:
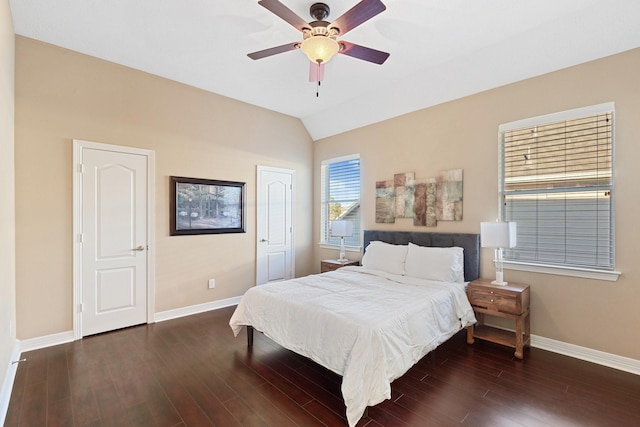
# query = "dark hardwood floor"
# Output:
<box><xmin>5</xmin><ymin>306</ymin><xmax>640</xmax><ymax>426</ymax></box>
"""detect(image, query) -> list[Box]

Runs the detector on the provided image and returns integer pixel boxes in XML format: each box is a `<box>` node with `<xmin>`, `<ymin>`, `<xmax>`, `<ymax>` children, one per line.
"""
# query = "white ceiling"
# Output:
<box><xmin>9</xmin><ymin>0</ymin><xmax>640</xmax><ymax>140</ymax></box>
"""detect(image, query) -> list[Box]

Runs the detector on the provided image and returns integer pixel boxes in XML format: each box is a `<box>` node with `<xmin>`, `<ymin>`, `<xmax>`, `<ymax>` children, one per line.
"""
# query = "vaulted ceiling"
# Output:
<box><xmin>9</xmin><ymin>0</ymin><xmax>640</xmax><ymax>140</ymax></box>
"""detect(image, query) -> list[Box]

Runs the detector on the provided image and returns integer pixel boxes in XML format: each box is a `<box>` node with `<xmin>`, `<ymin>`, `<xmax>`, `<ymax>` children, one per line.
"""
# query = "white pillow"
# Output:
<box><xmin>404</xmin><ymin>243</ymin><xmax>465</xmax><ymax>283</ymax></box>
<box><xmin>361</xmin><ymin>241</ymin><xmax>408</xmax><ymax>275</ymax></box>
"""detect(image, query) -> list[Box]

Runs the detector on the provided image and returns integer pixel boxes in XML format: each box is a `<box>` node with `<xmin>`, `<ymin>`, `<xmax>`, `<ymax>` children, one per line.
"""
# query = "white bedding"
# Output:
<box><xmin>229</xmin><ymin>266</ymin><xmax>476</xmax><ymax>427</ymax></box>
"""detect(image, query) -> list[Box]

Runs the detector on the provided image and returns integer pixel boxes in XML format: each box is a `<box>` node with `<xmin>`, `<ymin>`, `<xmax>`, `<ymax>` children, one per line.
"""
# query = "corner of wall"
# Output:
<box><xmin>0</xmin><ymin>340</ymin><xmax>20</xmax><ymax>426</ymax></box>
<box><xmin>0</xmin><ymin>0</ymin><xmax>17</xmax><ymax>424</ymax></box>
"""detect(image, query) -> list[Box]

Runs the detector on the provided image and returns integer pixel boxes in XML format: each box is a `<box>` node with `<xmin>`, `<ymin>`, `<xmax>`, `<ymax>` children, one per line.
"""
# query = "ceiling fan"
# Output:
<box><xmin>248</xmin><ymin>0</ymin><xmax>389</xmax><ymax>83</ymax></box>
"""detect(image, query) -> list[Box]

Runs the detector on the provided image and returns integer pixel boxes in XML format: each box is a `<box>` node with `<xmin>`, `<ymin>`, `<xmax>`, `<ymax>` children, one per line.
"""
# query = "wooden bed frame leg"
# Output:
<box><xmin>247</xmin><ymin>326</ymin><xmax>254</xmax><ymax>348</ymax></box>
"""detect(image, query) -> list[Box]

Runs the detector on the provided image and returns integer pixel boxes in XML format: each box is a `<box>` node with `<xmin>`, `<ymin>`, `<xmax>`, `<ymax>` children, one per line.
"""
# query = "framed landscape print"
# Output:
<box><xmin>170</xmin><ymin>176</ymin><xmax>246</xmax><ymax>235</ymax></box>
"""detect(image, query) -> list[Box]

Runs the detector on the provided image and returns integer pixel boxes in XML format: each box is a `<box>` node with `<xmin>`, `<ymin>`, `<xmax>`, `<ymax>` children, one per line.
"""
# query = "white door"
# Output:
<box><xmin>256</xmin><ymin>166</ymin><xmax>294</xmax><ymax>285</ymax></box>
<box><xmin>74</xmin><ymin>141</ymin><xmax>153</xmax><ymax>337</ymax></box>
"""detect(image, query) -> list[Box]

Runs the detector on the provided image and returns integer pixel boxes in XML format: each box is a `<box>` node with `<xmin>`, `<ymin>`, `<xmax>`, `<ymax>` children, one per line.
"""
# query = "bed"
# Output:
<box><xmin>229</xmin><ymin>231</ymin><xmax>480</xmax><ymax>426</ymax></box>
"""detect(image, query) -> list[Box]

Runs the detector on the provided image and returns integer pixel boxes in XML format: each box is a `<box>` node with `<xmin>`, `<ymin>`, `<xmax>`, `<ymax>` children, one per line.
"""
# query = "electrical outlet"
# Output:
<box><xmin>208</xmin><ymin>278</ymin><xmax>216</xmax><ymax>289</ymax></box>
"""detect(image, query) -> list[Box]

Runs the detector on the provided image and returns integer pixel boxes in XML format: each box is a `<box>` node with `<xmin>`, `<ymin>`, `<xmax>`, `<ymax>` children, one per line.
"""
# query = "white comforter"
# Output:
<box><xmin>229</xmin><ymin>266</ymin><xmax>476</xmax><ymax>427</ymax></box>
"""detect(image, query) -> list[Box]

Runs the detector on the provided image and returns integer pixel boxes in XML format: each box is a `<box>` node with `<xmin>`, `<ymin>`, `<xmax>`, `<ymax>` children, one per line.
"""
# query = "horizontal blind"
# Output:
<box><xmin>501</xmin><ymin>111</ymin><xmax>613</xmax><ymax>269</ymax></box>
<box><xmin>321</xmin><ymin>156</ymin><xmax>361</xmax><ymax>246</ymax></box>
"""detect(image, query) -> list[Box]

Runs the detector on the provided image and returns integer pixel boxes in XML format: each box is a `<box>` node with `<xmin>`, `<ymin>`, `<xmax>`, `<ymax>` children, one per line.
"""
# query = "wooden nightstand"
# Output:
<box><xmin>321</xmin><ymin>259</ymin><xmax>359</xmax><ymax>273</ymax></box>
<box><xmin>466</xmin><ymin>279</ymin><xmax>531</xmax><ymax>359</ymax></box>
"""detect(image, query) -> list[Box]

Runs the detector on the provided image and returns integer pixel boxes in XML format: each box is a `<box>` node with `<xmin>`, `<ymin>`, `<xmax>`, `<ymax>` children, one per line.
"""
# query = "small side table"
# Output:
<box><xmin>321</xmin><ymin>259</ymin><xmax>359</xmax><ymax>273</ymax></box>
<box><xmin>466</xmin><ymin>279</ymin><xmax>531</xmax><ymax>359</ymax></box>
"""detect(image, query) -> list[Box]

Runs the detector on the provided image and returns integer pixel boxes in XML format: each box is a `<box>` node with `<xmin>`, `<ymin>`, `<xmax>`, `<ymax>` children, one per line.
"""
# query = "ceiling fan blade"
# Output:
<box><xmin>247</xmin><ymin>42</ymin><xmax>299</xmax><ymax>60</ymax></box>
<box><xmin>258</xmin><ymin>0</ymin><xmax>310</xmax><ymax>32</ymax></box>
<box><xmin>309</xmin><ymin>62</ymin><xmax>325</xmax><ymax>82</ymax></box>
<box><xmin>329</xmin><ymin>0</ymin><xmax>386</xmax><ymax>36</ymax></box>
<box><xmin>339</xmin><ymin>41</ymin><xmax>389</xmax><ymax>64</ymax></box>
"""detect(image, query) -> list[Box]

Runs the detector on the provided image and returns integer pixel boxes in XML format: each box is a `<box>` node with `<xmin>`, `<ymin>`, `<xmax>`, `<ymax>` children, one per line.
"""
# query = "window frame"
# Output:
<box><xmin>498</xmin><ymin>103</ymin><xmax>620</xmax><ymax>282</ymax></box>
<box><xmin>319</xmin><ymin>154</ymin><xmax>362</xmax><ymax>252</ymax></box>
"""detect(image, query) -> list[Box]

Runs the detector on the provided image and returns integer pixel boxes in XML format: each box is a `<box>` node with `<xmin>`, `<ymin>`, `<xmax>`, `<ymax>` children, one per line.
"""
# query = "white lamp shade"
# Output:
<box><xmin>331</xmin><ymin>220</ymin><xmax>353</xmax><ymax>238</ymax></box>
<box><xmin>480</xmin><ymin>222</ymin><xmax>517</xmax><ymax>248</ymax></box>
<box><xmin>300</xmin><ymin>36</ymin><xmax>340</xmax><ymax>64</ymax></box>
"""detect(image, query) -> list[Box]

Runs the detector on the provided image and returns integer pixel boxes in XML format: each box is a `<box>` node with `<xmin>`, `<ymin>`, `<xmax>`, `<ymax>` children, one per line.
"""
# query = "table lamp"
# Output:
<box><xmin>330</xmin><ymin>220</ymin><xmax>353</xmax><ymax>262</ymax></box>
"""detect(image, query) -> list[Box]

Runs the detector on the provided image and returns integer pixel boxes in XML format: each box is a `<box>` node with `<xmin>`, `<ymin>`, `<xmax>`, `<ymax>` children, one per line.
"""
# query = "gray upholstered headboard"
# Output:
<box><xmin>363</xmin><ymin>230</ymin><xmax>480</xmax><ymax>282</ymax></box>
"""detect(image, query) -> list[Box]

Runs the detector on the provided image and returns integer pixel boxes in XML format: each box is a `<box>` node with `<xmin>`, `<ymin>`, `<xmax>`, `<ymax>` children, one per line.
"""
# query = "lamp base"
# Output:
<box><xmin>492</xmin><ymin>269</ymin><xmax>507</xmax><ymax>286</ymax></box>
<box><xmin>338</xmin><ymin>236</ymin><xmax>347</xmax><ymax>263</ymax></box>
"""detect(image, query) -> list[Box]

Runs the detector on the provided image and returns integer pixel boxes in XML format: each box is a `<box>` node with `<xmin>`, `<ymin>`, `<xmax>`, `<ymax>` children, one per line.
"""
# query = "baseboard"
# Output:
<box><xmin>20</xmin><ymin>330</ymin><xmax>75</xmax><ymax>353</ymax></box>
<box><xmin>531</xmin><ymin>334</ymin><xmax>640</xmax><ymax>375</ymax></box>
<box><xmin>154</xmin><ymin>296</ymin><xmax>242</xmax><ymax>323</ymax></box>
<box><xmin>15</xmin><ymin>298</ymin><xmax>242</xmax><ymax>354</ymax></box>
<box><xmin>0</xmin><ymin>340</ymin><xmax>21</xmax><ymax>426</ymax></box>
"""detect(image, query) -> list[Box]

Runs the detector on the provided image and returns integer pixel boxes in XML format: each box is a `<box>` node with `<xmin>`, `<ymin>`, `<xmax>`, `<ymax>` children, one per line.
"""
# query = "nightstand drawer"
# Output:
<box><xmin>468</xmin><ymin>288</ymin><xmax>518</xmax><ymax>312</ymax></box>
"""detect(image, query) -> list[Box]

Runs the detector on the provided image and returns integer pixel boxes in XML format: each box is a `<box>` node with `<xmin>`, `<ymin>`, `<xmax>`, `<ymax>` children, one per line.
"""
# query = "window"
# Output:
<box><xmin>499</xmin><ymin>103</ymin><xmax>618</xmax><ymax>280</ymax></box>
<box><xmin>320</xmin><ymin>154</ymin><xmax>361</xmax><ymax>248</ymax></box>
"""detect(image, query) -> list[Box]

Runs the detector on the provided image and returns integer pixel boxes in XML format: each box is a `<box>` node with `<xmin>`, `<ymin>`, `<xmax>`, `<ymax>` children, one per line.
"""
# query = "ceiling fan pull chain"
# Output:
<box><xmin>316</xmin><ymin>62</ymin><xmax>321</xmax><ymax>97</ymax></box>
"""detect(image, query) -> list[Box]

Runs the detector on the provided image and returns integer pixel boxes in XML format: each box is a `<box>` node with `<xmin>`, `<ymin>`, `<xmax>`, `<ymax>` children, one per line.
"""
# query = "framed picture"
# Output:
<box><xmin>170</xmin><ymin>176</ymin><xmax>246</xmax><ymax>235</ymax></box>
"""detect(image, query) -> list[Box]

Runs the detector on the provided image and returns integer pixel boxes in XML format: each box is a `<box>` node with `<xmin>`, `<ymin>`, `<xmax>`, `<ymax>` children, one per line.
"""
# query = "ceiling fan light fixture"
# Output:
<box><xmin>300</xmin><ymin>35</ymin><xmax>340</xmax><ymax>64</ymax></box>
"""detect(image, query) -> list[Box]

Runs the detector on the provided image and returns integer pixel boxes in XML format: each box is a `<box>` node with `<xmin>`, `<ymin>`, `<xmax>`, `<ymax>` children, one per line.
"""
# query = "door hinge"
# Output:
<box><xmin>78</xmin><ymin>233</ymin><xmax>84</xmax><ymax>243</ymax></box>
<box><xmin>78</xmin><ymin>303</ymin><xmax>83</xmax><ymax>313</ymax></box>
<box><xmin>77</xmin><ymin>163</ymin><xmax>84</xmax><ymax>173</ymax></box>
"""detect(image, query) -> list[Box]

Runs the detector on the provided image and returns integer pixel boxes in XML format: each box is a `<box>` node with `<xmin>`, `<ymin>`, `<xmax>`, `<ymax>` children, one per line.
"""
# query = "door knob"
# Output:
<box><xmin>132</xmin><ymin>245</ymin><xmax>145</xmax><ymax>251</ymax></box>
<box><xmin>260</xmin><ymin>239</ymin><xmax>268</xmax><ymax>243</ymax></box>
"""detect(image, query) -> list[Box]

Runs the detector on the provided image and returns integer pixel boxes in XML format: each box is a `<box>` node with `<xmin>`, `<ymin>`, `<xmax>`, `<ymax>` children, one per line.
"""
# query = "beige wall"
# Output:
<box><xmin>14</xmin><ymin>36</ymin><xmax>314</xmax><ymax>339</ymax></box>
<box><xmin>314</xmin><ymin>48</ymin><xmax>640</xmax><ymax>361</ymax></box>
<box><xmin>0</xmin><ymin>0</ymin><xmax>16</xmax><ymax>397</ymax></box>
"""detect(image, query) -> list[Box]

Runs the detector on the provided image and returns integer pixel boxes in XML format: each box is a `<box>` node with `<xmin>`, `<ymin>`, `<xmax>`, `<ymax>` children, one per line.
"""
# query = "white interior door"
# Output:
<box><xmin>74</xmin><ymin>141</ymin><xmax>153</xmax><ymax>337</ymax></box>
<box><xmin>257</xmin><ymin>166</ymin><xmax>294</xmax><ymax>285</ymax></box>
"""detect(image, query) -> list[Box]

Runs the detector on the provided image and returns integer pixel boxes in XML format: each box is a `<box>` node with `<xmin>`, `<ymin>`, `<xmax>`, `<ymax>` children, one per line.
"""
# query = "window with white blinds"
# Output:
<box><xmin>320</xmin><ymin>154</ymin><xmax>361</xmax><ymax>248</ymax></box>
<box><xmin>499</xmin><ymin>104</ymin><xmax>614</xmax><ymax>271</ymax></box>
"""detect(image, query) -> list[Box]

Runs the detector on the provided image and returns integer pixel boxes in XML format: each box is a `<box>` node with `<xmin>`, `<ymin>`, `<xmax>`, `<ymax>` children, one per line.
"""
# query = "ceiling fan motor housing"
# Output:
<box><xmin>310</xmin><ymin>3</ymin><xmax>330</xmax><ymax>21</ymax></box>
